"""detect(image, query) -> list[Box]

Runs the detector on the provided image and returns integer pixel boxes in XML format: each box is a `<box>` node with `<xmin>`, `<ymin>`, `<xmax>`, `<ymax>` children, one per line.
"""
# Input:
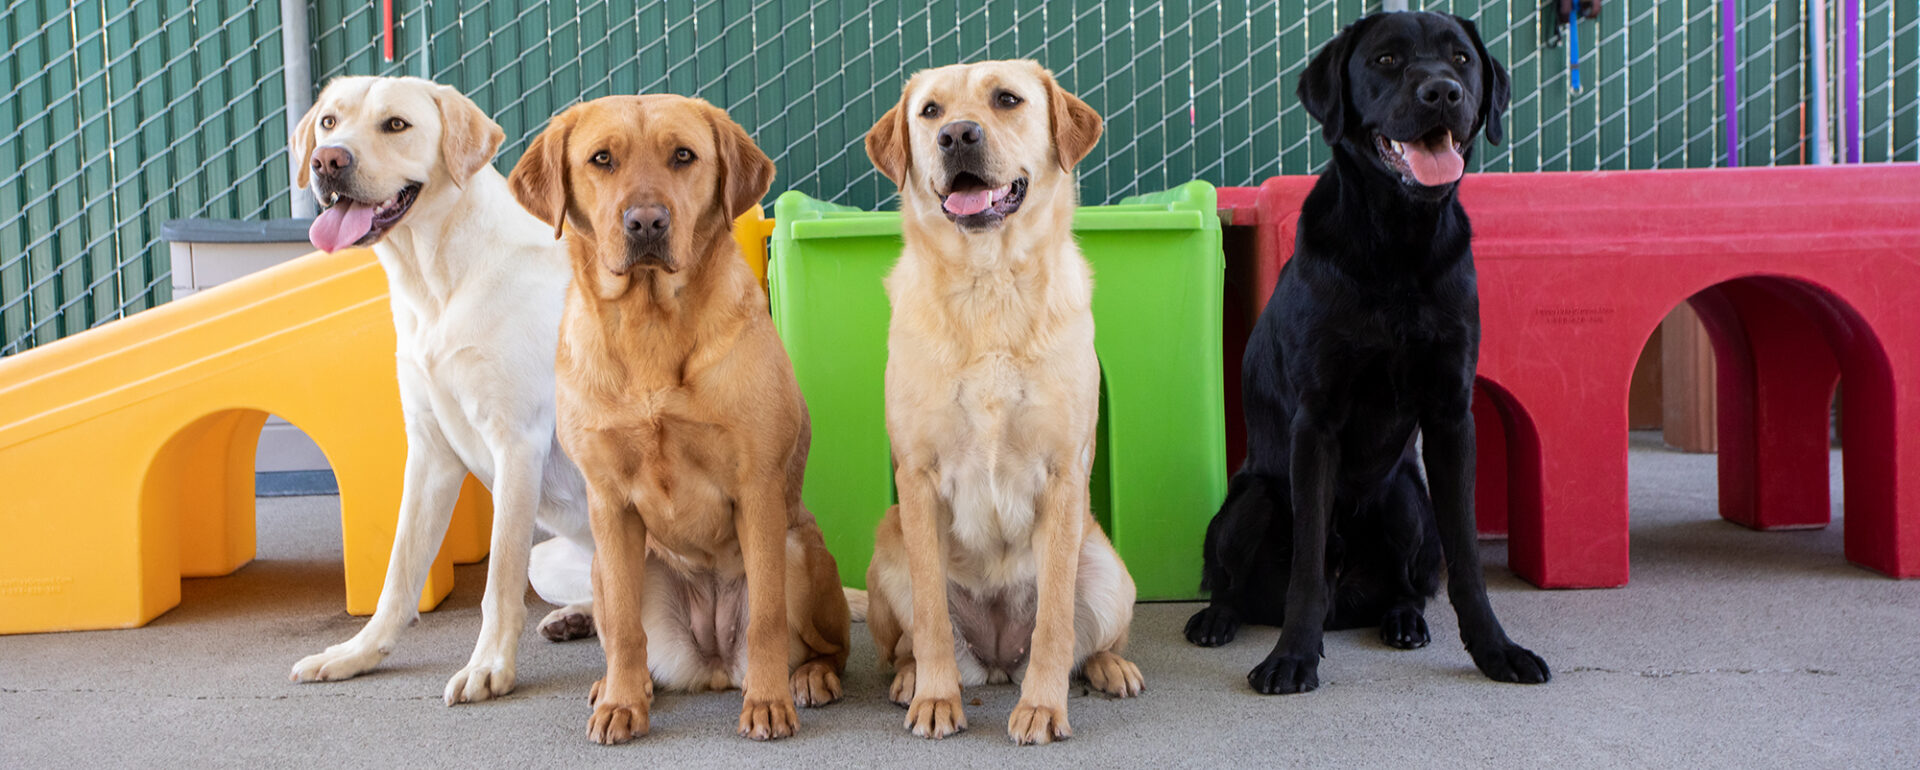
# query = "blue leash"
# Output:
<box><xmin>1569</xmin><ymin>0</ymin><xmax>1583</xmax><ymax>92</ymax></box>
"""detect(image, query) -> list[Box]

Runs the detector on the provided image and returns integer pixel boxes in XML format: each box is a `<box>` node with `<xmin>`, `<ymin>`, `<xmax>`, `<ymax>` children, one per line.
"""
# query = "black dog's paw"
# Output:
<box><xmin>1247</xmin><ymin>653</ymin><xmax>1319</xmax><ymax>695</ymax></box>
<box><xmin>1469</xmin><ymin>641</ymin><xmax>1551</xmax><ymax>684</ymax></box>
<box><xmin>1184</xmin><ymin>606</ymin><xmax>1241</xmax><ymax>647</ymax></box>
<box><xmin>1378</xmin><ymin>606</ymin><xmax>1430</xmax><ymax>650</ymax></box>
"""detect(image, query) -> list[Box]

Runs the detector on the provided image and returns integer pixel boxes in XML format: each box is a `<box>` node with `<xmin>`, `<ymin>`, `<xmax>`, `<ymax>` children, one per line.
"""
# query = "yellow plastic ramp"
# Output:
<box><xmin>0</xmin><ymin>247</ymin><xmax>493</xmax><ymax>634</ymax></box>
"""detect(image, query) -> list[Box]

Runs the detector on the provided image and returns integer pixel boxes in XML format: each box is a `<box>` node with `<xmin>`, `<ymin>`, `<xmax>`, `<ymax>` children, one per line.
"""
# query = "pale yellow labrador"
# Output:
<box><xmin>863</xmin><ymin>60</ymin><xmax>1145</xmax><ymax>746</ymax></box>
<box><xmin>285</xmin><ymin>76</ymin><xmax>598</xmax><ymax>704</ymax></box>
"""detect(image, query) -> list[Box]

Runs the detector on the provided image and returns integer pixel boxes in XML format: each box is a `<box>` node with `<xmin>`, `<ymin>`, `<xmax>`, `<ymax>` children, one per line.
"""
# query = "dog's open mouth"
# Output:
<box><xmin>308</xmin><ymin>183</ymin><xmax>421</xmax><ymax>252</ymax></box>
<box><xmin>939</xmin><ymin>173</ymin><xmax>1027</xmax><ymax>228</ymax></box>
<box><xmin>1374</xmin><ymin>129</ymin><xmax>1466</xmax><ymax>187</ymax></box>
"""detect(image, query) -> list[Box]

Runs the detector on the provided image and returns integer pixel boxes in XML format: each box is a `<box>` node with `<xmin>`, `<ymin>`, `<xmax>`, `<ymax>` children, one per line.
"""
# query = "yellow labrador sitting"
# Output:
<box><xmin>508</xmin><ymin>95</ymin><xmax>850</xmax><ymax>745</ymax></box>
<box><xmin>863</xmin><ymin>60</ymin><xmax>1145</xmax><ymax>745</ymax></box>
<box><xmin>287</xmin><ymin>76</ymin><xmax>598</xmax><ymax>704</ymax></box>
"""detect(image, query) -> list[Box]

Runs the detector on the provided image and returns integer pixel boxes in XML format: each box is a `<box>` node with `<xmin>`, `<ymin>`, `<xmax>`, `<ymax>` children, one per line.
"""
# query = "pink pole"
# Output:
<box><xmin>1843</xmin><ymin>0</ymin><xmax>1861</xmax><ymax>162</ymax></box>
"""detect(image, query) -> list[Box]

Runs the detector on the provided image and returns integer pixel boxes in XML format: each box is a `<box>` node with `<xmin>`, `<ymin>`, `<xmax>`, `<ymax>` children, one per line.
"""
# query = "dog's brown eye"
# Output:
<box><xmin>384</xmin><ymin>117</ymin><xmax>410</xmax><ymax>133</ymax></box>
<box><xmin>994</xmin><ymin>91</ymin><xmax>1023</xmax><ymax>109</ymax></box>
<box><xmin>920</xmin><ymin>103</ymin><xmax>942</xmax><ymax>119</ymax></box>
<box><xmin>319</xmin><ymin>115</ymin><xmax>336</xmax><ymax>130</ymax></box>
<box><xmin>673</xmin><ymin>148</ymin><xmax>696</xmax><ymax>165</ymax></box>
<box><xmin>1453</xmin><ymin>52</ymin><xmax>1471</xmax><ymax>65</ymax></box>
<box><xmin>1375</xmin><ymin>53</ymin><xmax>1397</xmax><ymax>66</ymax></box>
<box><xmin>590</xmin><ymin>150</ymin><xmax>613</xmax><ymax>167</ymax></box>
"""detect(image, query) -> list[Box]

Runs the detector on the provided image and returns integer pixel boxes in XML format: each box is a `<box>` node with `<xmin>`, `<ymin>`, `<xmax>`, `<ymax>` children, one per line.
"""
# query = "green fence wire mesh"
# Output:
<box><xmin>4</xmin><ymin>0</ymin><xmax>1918</xmax><ymax>354</ymax></box>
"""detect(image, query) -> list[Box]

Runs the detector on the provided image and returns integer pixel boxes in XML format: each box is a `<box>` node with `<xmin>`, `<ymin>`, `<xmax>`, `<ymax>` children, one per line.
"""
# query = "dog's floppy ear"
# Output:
<box><xmin>1044</xmin><ymin>70</ymin><xmax>1103</xmax><ymax>172</ymax></box>
<box><xmin>865</xmin><ymin>94</ymin><xmax>911</xmax><ymax>186</ymax></box>
<box><xmin>1298</xmin><ymin>16</ymin><xmax>1376</xmax><ymax>145</ymax></box>
<box><xmin>1455</xmin><ymin>16</ymin><xmax>1511</xmax><ymax>146</ymax></box>
<box><xmin>433</xmin><ymin>84</ymin><xmax>506</xmax><ymax>187</ymax></box>
<box><xmin>290</xmin><ymin>99</ymin><xmax>320</xmax><ymax>189</ymax></box>
<box><xmin>707</xmin><ymin>103</ymin><xmax>776</xmax><ymax>220</ymax></box>
<box><xmin>508</xmin><ymin>108</ymin><xmax>573</xmax><ymax>240</ymax></box>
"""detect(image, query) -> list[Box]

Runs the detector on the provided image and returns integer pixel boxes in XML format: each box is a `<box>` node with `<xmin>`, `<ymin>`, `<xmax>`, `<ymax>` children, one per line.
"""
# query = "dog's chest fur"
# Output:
<box><xmin>557</xmin><ymin>328</ymin><xmax>745</xmax><ymax>577</ymax></box>
<box><xmin>375</xmin><ymin>178</ymin><xmax>571</xmax><ymax>490</ymax></box>
<box><xmin>890</xmin><ymin>245</ymin><xmax>1098</xmax><ymax>590</ymax></box>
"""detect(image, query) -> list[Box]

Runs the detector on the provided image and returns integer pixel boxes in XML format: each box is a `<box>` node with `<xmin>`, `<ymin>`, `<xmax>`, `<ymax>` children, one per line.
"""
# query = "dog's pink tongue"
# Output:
<box><xmin>309</xmin><ymin>201</ymin><xmax>376</xmax><ymax>252</ymax></box>
<box><xmin>943</xmin><ymin>189</ymin><xmax>994</xmax><ymax>216</ymax></box>
<box><xmin>1403</xmin><ymin>135</ymin><xmax>1465</xmax><ymax>186</ymax></box>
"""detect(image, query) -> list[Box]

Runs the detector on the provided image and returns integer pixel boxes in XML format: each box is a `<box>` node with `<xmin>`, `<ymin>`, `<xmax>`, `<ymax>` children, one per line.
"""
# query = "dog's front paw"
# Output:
<box><xmin>1248</xmin><ymin>652</ymin><xmax>1319</xmax><ymax>695</ymax></box>
<box><xmin>588</xmin><ymin>676</ymin><xmax>653</xmax><ymax>706</ymax></box>
<box><xmin>539</xmin><ymin>605</ymin><xmax>595</xmax><ymax>642</ymax></box>
<box><xmin>444</xmin><ymin>658</ymin><xmax>515</xmax><ymax>705</ymax></box>
<box><xmin>904</xmin><ymin>691</ymin><xmax>967</xmax><ymax>738</ymax></box>
<box><xmin>1007</xmin><ymin>700</ymin><xmax>1071</xmax><ymax>745</ymax></box>
<box><xmin>1083</xmin><ymin>651</ymin><xmax>1144</xmax><ymax>698</ymax></box>
<box><xmin>737</xmin><ymin>696</ymin><xmax>800</xmax><ymax>740</ymax></box>
<box><xmin>790</xmin><ymin>659</ymin><xmax>843</xmax><ymax>707</ymax></box>
<box><xmin>1183</xmin><ymin>605</ymin><xmax>1241</xmax><ymax>647</ymax></box>
<box><xmin>1469</xmin><ymin>641</ymin><xmax>1551</xmax><ymax>684</ymax></box>
<box><xmin>887</xmin><ymin>661</ymin><xmax>917</xmax><ymax>707</ymax></box>
<box><xmin>587</xmin><ymin>698</ymin><xmax>651</xmax><ymax>745</ymax></box>
<box><xmin>1379</xmin><ymin>606</ymin><xmax>1431</xmax><ymax>650</ymax></box>
<box><xmin>289</xmin><ymin>642</ymin><xmax>385</xmax><ymax>683</ymax></box>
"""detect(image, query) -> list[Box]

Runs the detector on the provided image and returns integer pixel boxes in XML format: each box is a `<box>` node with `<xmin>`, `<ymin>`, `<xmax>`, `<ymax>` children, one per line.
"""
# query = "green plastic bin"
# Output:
<box><xmin>768</xmin><ymin>181</ymin><xmax>1226</xmax><ymax>600</ymax></box>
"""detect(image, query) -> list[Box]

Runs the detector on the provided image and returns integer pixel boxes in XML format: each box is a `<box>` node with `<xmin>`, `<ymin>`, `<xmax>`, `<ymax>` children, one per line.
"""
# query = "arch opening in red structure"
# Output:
<box><xmin>1681</xmin><ymin>275</ymin><xmax>1896</xmax><ymax>566</ymax></box>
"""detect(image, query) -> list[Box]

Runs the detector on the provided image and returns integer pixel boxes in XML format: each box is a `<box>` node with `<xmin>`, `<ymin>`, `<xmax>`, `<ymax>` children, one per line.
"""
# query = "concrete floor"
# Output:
<box><xmin>4</xmin><ymin>434</ymin><xmax>1917</xmax><ymax>767</ymax></box>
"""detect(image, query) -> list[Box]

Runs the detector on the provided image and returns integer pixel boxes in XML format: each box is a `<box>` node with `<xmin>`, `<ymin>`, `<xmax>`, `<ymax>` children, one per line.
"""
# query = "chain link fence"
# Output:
<box><xmin>5</xmin><ymin>0</ymin><xmax>1918</xmax><ymax>354</ymax></box>
<box><xmin>2</xmin><ymin>0</ymin><xmax>291</xmax><ymax>355</ymax></box>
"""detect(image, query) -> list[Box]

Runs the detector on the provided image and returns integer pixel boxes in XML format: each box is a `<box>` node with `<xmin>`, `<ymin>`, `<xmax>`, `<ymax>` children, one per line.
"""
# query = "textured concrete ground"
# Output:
<box><xmin>3</xmin><ymin>434</ymin><xmax>1916</xmax><ymax>768</ymax></box>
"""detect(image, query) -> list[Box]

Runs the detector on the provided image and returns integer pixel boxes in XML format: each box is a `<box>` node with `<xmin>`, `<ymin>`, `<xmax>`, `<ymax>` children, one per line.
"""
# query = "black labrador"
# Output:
<box><xmin>1185</xmin><ymin>11</ymin><xmax>1549</xmax><ymax>694</ymax></box>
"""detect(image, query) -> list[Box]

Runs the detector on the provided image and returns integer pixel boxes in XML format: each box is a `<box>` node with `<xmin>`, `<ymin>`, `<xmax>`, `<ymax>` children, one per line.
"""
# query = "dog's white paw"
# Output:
<box><xmin>289</xmin><ymin>642</ymin><xmax>386</xmax><ymax>683</ymax></box>
<box><xmin>444</xmin><ymin>658</ymin><xmax>516</xmax><ymax>705</ymax></box>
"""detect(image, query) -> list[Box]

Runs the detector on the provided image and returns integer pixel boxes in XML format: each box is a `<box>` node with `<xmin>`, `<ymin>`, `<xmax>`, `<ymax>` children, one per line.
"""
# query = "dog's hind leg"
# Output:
<box><xmin>443</xmin><ymin>438</ymin><xmax>554</xmax><ymax>704</ymax></box>
<box><xmin>785</xmin><ymin>516</ymin><xmax>849</xmax><ymax>708</ymax></box>
<box><xmin>1381</xmin><ymin>458</ymin><xmax>1443</xmax><ymax>649</ymax></box>
<box><xmin>1185</xmin><ymin>472</ymin><xmax>1285</xmax><ymax>647</ymax></box>
<box><xmin>866</xmin><ymin>506</ymin><xmax>919</xmax><ymax>708</ymax></box>
<box><xmin>530</xmin><ymin>536</ymin><xmax>595</xmax><ymax>641</ymax></box>
<box><xmin>1075</xmin><ymin>528</ymin><xmax>1144</xmax><ymax>699</ymax></box>
<box><xmin>532</xmin><ymin>444</ymin><xmax>595</xmax><ymax>641</ymax></box>
<box><xmin>291</xmin><ymin>415</ymin><xmax>467</xmax><ymax>686</ymax></box>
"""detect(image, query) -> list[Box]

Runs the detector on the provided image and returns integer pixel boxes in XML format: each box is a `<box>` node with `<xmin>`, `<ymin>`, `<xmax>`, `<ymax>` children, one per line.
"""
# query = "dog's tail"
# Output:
<box><xmin>843</xmin><ymin>586</ymin><xmax>869</xmax><ymax>623</ymax></box>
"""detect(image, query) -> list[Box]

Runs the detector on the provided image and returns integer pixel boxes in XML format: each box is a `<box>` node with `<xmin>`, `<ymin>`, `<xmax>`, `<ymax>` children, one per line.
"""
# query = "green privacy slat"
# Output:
<box><xmin>32</xmin><ymin>0</ymin><xmax>75</xmax><ymax>345</ymax></box>
<box><xmin>1595</xmin><ymin>0</ymin><xmax>1631</xmax><ymax>169</ymax></box>
<box><xmin>1771</xmin><ymin>0</ymin><xmax>1805</xmax><ymax>165</ymax></box>
<box><xmin>1189</xmin><ymin>0</ymin><xmax>1223</xmax><ymax>183</ymax></box>
<box><xmin>110</xmin><ymin>0</ymin><xmax>156</xmax><ymax>315</ymax></box>
<box><xmin>1861</xmin><ymin>0</ymin><xmax>1893</xmax><ymax>161</ymax></box>
<box><xmin>1736</xmin><ymin>0</ymin><xmax>1766</xmax><ymax>166</ymax></box>
<box><xmin>1652</xmin><ymin>0</ymin><xmax>1683</xmax><ymax>167</ymax></box>
<box><xmin>75</xmin><ymin>0</ymin><xmax>115</xmax><ymax>331</ymax></box>
<box><xmin>0</xmin><ymin>6</ymin><xmax>23</xmax><ymax>349</ymax></box>
<box><xmin>1895</xmin><ymin>0</ymin><xmax>1919</xmax><ymax>161</ymax></box>
<box><xmin>1126</xmin><ymin>0</ymin><xmax>1168</xmax><ymax>202</ymax></box>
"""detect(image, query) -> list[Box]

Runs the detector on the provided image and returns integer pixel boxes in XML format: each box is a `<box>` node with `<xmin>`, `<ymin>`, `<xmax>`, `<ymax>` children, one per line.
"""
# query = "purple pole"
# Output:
<box><xmin>1843</xmin><ymin>0</ymin><xmax>1862</xmax><ymax>162</ymax></box>
<box><xmin>1722</xmin><ymin>0</ymin><xmax>1740</xmax><ymax>166</ymax></box>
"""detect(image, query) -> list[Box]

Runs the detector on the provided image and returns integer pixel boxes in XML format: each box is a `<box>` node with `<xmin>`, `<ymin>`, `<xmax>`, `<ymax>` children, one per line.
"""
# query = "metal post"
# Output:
<box><xmin>282</xmin><ymin>0</ymin><xmax>316</xmax><ymax>217</ymax></box>
<box><xmin>1383</xmin><ymin>0</ymin><xmax>1410</xmax><ymax>11</ymax></box>
<box><xmin>1809</xmin><ymin>0</ymin><xmax>1832</xmax><ymax>164</ymax></box>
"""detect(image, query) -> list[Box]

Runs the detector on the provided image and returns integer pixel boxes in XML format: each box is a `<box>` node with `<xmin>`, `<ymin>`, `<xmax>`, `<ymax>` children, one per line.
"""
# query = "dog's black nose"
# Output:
<box><xmin>1418</xmin><ymin>78</ymin><xmax>1464</xmax><ymax>107</ymax></box>
<box><xmin>623</xmin><ymin>205</ymin><xmax>670</xmax><ymax>239</ymax></box>
<box><xmin>311</xmin><ymin>146</ymin><xmax>354</xmax><ymax>176</ymax></box>
<box><xmin>937</xmin><ymin>121</ymin><xmax>983</xmax><ymax>153</ymax></box>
